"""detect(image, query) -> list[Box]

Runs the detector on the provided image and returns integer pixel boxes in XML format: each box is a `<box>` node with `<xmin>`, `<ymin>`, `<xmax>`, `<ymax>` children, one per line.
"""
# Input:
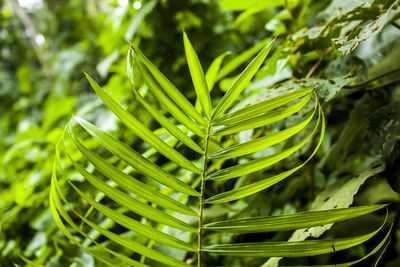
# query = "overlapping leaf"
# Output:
<box><xmin>50</xmin><ymin>34</ymin><xmax>388</xmax><ymax>267</ymax></box>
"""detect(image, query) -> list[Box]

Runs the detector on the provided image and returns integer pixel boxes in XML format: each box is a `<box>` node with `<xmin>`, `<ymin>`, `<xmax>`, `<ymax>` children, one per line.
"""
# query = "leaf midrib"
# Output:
<box><xmin>198</xmin><ymin>121</ymin><xmax>212</xmax><ymax>267</ymax></box>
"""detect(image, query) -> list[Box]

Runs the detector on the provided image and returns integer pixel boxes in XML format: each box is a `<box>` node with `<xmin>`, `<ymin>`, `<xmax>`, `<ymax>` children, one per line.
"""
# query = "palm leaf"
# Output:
<box><xmin>212</xmin><ymin>37</ymin><xmax>276</xmax><ymax>120</ymax></box>
<box><xmin>84</xmin><ymin>73</ymin><xmax>201</xmax><ymax>173</ymax></box>
<box><xmin>131</xmin><ymin>85</ymin><xmax>204</xmax><ymax>153</ymax></box>
<box><xmin>203</xmin><ymin>210</ymin><xmax>388</xmax><ymax>258</ymax></box>
<box><xmin>203</xmin><ymin>205</ymin><xmax>386</xmax><ymax>233</ymax></box>
<box><xmin>183</xmin><ymin>31</ymin><xmax>212</xmax><ymax>119</ymax></box>
<box><xmin>203</xmin><ymin>226</ymin><xmax>384</xmax><ymax>257</ymax></box>
<box><xmin>68</xmin><ymin>130</ymin><xmax>197</xmax><ymax>215</ymax></box>
<box><xmin>51</xmin><ymin>34</ymin><xmax>388</xmax><ymax>266</ymax></box>
<box><xmin>129</xmin><ymin>43</ymin><xmax>206</xmax><ymax>127</ymax></box>
<box><xmin>73</xmin><ymin>116</ymin><xmax>199</xmax><ymax>196</ymax></box>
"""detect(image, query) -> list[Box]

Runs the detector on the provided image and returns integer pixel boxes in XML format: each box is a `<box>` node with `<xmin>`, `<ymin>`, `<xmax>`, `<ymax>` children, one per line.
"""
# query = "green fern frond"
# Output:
<box><xmin>50</xmin><ymin>34</ymin><xmax>388</xmax><ymax>267</ymax></box>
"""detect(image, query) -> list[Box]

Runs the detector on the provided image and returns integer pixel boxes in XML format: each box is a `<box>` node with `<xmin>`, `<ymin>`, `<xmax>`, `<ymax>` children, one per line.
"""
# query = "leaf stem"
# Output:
<box><xmin>344</xmin><ymin>67</ymin><xmax>400</xmax><ymax>88</ymax></box>
<box><xmin>306</xmin><ymin>47</ymin><xmax>333</xmax><ymax>78</ymax></box>
<box><xmin>198</xmin><ymin>122</ymin><xmax>211</xmax><ymax>267</ymax></box>
<box><xmin>365</xmin><ymin>77</ymin><xmax>400</xmax><ymax>90</ymax></box>
<box><xmin>392</xmin><ymin>21</ymin><xmax>400</xmax><ymax>30</ymax></box>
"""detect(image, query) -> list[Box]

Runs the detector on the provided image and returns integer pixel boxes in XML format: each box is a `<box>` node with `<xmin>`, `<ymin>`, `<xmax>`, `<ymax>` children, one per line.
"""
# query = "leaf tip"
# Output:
<box><xmin>183</xmin><ymin>30</ymin><xmax>189</xmax><ymax>44</ymax></box>
<box><xmin>72</xmin><ymin>115</ymin><xmax>84</xmax><ymax>124</ymax></box>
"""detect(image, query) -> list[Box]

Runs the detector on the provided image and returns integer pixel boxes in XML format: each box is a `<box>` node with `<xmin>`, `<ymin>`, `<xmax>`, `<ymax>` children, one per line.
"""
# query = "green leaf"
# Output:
<box><xmin>194</xmin><ymin>51</ymin><xmax>230</xmax><ymax>112</ymax></box>
<box><xmin>203</xmin><ymin>212</ymin><xmax>386</xmax><ymax>257</ymax></box>
<box><xmin>85</xmin><ymin>73</ymin><xmax>201</xmax><ymax>174</ymax></box>
<box><xmin>206</xmin><ymin>168</ymin><xmax>298</xmax><ymax>204</ymax></box>
<box><xmin>203</xmin><ymin>205</ymin><xmax>386</xmax><ymax>233</ymax></box>
<box><xmin>46</xmin><ymin>32</ymin><xmax>355</xmax><ymax>267</ymax></box>
<box><xmin>212</xmin><ymin>88</ymin><xmax>313</xmax><ymax>126</ymax></box>
<box><xmin>129</xmin><ymin>45</ymin><xmax>206</xmax><ymax>126</ymax></box>
<box><xmin>208</xmin><ymin>102</ymin><xmax>316</xmax><ymax>160</ymax></box>
<box><xmin>314</xmin><ymin>224</ymin><xmax>392</xmax><ymax>267</ymax></box>
<box><xmin>67</xmin><ymin>152</ymin><xmax>197</xmax><ymax>233</ymax></box>
<box><xmin>131</xmin><ymin>87</ymin><xmax>204</xmax><ymax>154</ymax></box>
<box><xmin>50</xmin><ymin>194</ymin><xmax>139</xmax><ymax>267</ymax></box>
<box><xmin>286</xmin><ymin>162</ymin><xmax>387</xmax><ymax>240</ymax></box>
<box><xmin>333</xmin><ymin>0</ymin><xmax>400</xmax><ymax>54</ymax></box>
<box><xmin>53</xmin><ymin>168</ymin><xmax>192</xmax><ymax>267</ymax></box>
<box><xmin>216</xmin><ymin>37</ymin><xmax>272</xmax><ymax>80</ymax></box>
<box><xmin>220</xmin><ymin>0</ymin><xmax>285</xmax><ymax>11</ymax></box>
<box><xmin>68</xmin><ymin>130</ymin><xmax>198</xmax><ymax>216</ymax></box>
<box><xmin>207</xmin><ymin>107</ymin><xmax>318</xmax><ymax>181</ymax></box>
<box><xmin>50</xmin><ymin>162</ymin><xmax>148</xmax><ymax>267</ymax></box>
<box><xmin>129</xmin><ymin>49</ymin><xmax>206</xmax><ymax>138</ymax></box>
<box><xmin>212</xmin><ymin>38</ymin><xmax>276</xmax><ymax>120</ymax></box>
<box><xmin>72</xmin><ymin>116</ymin><xmax>199</xmax><ymax>197</ymax></box>
<box><xmin>18</xmin><ymin>254</ymin><xmax>46</xmax><ymax>267</ymax></box>
<box><xmin>203</xmin><ymin>233</ymin><xmax>377</xmax><ymax>257</ymax></box>
<box><xmin>205</xmin><ymin>103</ymin><xmax>325</xmax><ymax>203</ymax></box>
<box><xmin>211</xmin><ymin>92</ymin><xmax>312</xmax><ymax>136</ymax></box>
<box><xmin>183</xmin><ymin>31</ymin><xmax>212</xmax><ymax>119</ymax></box>
<box><xmin>69</xmin><ymin>182</ymin><xmax>196</xmax><ymax>251</ymax></box>
<box><xmin>206</xmin><ymin>136</ymin><xmax>310</xmax><ymax>181</ymax></box>
<box><xmin>205</xmin><ymin>52</ymin><xmax>230</xmax><ymax>90</ymax></box>
<box><xmin>77</xmin><ymin>214</ymin><xmax>192</xmax><ymax>267</ymax></box>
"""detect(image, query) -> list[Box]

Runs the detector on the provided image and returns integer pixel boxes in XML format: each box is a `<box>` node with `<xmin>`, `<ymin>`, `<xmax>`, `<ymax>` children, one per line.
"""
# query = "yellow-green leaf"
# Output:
<box><xmin>211</xmin><ymin>92</ymin><xmax>312</xmax><ymax>136</ymax></box>
<box><xmin>212</xmin><ymin>38</ymin><xmax>276</xmax><ymax>120</ymax></box>
<box><xmin>129</xmin><ymin>45</ymin><xmax>206</xmax><ymax>126</ymax></box>
<box><xmin>69</xmin><ymin>131</ymin><xmax>198</xmax><ymax>216</ymax></box>
<box><xmin>203</xmin><ymin>205</ymin><xmax>386</xmax><ymax>233</ymax></box>
<box><xmin>73</xmin><ymin>116</ymin><xmax>199</xmax><ymax>197</ymax></box>
<box><xmin>183</xmin><ymin>31</ymin><xmax>212</xmax><ymax>119</ymax></box>
<box><xmin>85</xmin><ymin>73</ymin><xmax>201</xmax><ymax>174</ymax></box>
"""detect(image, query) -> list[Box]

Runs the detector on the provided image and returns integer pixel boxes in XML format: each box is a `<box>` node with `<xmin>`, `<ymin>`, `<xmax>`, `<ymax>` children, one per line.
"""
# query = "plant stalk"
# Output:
<box><xmin>198</xmin><ymin>122</ymin><xmax>211</xmax><ymax>267</ymax></box>
<box><xmin>344</xmin><ymin>67</ymin><xmax>400</xmax><ymax>88</ymax></box>
<box><xmin>305</xmin><ymin>47</ymin><xmax>333</xmax><ymax>78</ymax></box>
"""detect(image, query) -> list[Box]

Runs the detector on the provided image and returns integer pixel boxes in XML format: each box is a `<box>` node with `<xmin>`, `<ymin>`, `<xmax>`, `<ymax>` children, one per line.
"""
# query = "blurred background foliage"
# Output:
<box><xmin>0</xmin><ymin>0</ymin><xmax>399</xmax><ymax>266</ymax></box>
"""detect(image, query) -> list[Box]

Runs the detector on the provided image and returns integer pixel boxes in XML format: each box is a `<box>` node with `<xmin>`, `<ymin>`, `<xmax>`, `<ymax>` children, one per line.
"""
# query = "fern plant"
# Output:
<box><xmin>50</xmin><ymin>33</ymin><xmax>389</xmax><ymax>267</ymax></box>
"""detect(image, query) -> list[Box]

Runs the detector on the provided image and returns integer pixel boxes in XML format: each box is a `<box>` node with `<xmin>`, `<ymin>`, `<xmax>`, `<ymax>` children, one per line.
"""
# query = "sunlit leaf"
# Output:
<box><xmin>203</xmin><ymin>205</ymin><xmax>386</xmax><ymax>233</ymax></box>
<box><xmin>212</xmin><ymin>38</ymin><xmax>276</xmax><ymax>120</ymax></box>
<box><xmin>183</xmin><ymin>31</ymin><xmax>212</xmax><ymax>119</ymax></box>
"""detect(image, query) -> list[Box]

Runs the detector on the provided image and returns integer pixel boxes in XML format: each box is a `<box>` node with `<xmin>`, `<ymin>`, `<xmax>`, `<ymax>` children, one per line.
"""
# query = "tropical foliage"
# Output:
<box><xmin>1</xmin><ymin>0</ymin><xmax>399</xmax><ymax>266</ymax></box>
<box><xmin>49</xmin><ymin>33</ymin><xmax>390</xmax><ymax>266</ymax></box>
